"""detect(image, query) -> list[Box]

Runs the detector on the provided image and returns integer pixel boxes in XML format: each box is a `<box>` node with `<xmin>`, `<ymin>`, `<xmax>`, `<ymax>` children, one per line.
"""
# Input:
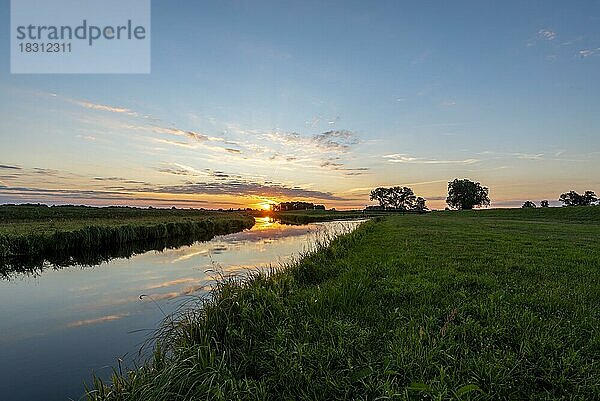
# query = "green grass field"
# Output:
<box><xmin>0</xmin><ymin>205</ymin><xmax>255</xmax><ymax>273</ymax></box>
<box><xmin>89</xmin><ymin>206</ymin><xmax>600</xmax><ymax>400</ymax></box>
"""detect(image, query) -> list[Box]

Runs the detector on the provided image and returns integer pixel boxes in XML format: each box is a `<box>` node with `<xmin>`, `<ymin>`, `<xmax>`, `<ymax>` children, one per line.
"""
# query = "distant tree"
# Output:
<box><xmin>272</xmin><ymin>202</ymin><xmax>325</xmax><ymax>211</ymax></box>
<box><xmin>540</xmin><ymin>200</ymin><xmax>549</xmax><ymax>208</ymax></box>
<box><xmin>414</xmin><ymin>197</ymin><xmax>428</xmax><ymax>212</ymax></box>
<box><xmin>559</xmin><ymin>190</ymin><xmax>598</xmax><ymax>207</ymax></box>
<box><xmin>369</xmin><ymin>186</ymin><xmax>427</xmax><ymax>211</ymax></box>
<box><xmin>522</xmin><ymin>201</ymin><xmax>536</xmax><ymax>208</ymax></box>
<box><xmin>446</xmin><ymin>179</ymin><xmax>491</xmax><ymax>210</ymax></box>
<box><xmin>584</xmin><ymin>191</ymin><xmax>599</xmax><ymax>205</ymax></box>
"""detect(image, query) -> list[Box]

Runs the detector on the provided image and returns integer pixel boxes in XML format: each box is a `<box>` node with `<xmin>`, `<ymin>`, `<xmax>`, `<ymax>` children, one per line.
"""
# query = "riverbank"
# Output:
<box><xmin>0</xmin><ymin>205</ymin><xmax>255</xmax><ymax>274</ymax></box>
<box><xmin>88</xmin><ymin>206</ymin><xmax>600</xmax><ymax>400</ymax></box>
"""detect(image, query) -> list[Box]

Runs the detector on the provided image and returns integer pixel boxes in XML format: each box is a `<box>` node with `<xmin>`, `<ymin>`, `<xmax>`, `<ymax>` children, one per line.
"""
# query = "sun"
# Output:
<box><xmin>256</xmin><ymin>199</ymin><xmax>277</xmax><ymax>211</ymax></box>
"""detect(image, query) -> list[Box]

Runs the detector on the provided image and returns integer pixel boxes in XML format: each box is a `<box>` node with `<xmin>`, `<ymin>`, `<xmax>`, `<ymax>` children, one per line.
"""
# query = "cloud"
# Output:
<box><xmin>320</xmin><ymin>160</ymin><xmax>370</xmax><ymax>176</ymax></box>
<box><xmin>264</xmin><ymin>129</ymin><xmax>359</xmax><ymax>153</ymax></box>
<box><xmin>76</xmin><ymin>134</ymin><xmax>97</xmax><ymax>141</ymax></box>
<box><xmin>0</xmin><ymin>185</ymin><xmax>211</xmax><ymax>205</ymax></box>
<box><xmin>157</xmin><ymin>163</ymin><xmax>239</xmax><ymax>179</ymax></box>
<box><xmin>0</xmin><ymin>164</ymin><xmax>21</xmax><ymax>170</ymax></box>
<box><xmin>579</xmin><ymin>48</ymin><xmax>600</xmax><ymax>58</ymax></box>
<box><xmin>151</xmin><ymin>126</ymin><xmax>211</xmax><ymax>142</ymax></box>
<box><xmin>147</xmin><ymin>180</ymin><xmax>344</xmax><ymax>201</ymax></box>
<box><xmin>538</xmin><ymin>29</ymin><xmax>556</xmax><ymax>41</ymax></box>
<box><xmin>476</xmin><ymin>151</ymin><xmax>545</xmax><ymax>161</ymax></box>
<box><xmin>527</xmin><ymin>28</ymin><xmax>557</xmax><ymax>47</ymax></box>
<box><xmin>383</xmin><ymin>154</ymin><xmax>479</xmax><ymax>165</ymax></box>
<box><xmin>313</xmin><ymin>130</ymin><xmax>359</xmax><ymax>151</ymax></box>
<box><xmin>76</xmin><ymin>100</ymin><xmax>139</xmax><ymax>117</ymax></box>
<box><xmin>92</xmin><ymin>177</ymin><xmax>152</xmax><ymax>185</ymax></box>
<box><xmin>512</xmin><ymin>153</ymin><xmax>544</xmax><ymax>160</ymax></box>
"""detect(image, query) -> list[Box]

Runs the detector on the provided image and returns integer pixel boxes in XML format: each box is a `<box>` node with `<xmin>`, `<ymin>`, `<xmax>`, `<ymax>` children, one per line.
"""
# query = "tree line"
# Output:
<box><xmin>522</xmin><ymin>190</ymin><xmax>598</xmax><ymax>208</ymax></box>
<box><xmin>271</xmin><ymin>202</ymin><xmax>326</xmax><ymax>211</ymax></box>
<box><xmin>370</xmin><ymin>179</ymin><xmax>599</xmax><ymax>211</ymax></box>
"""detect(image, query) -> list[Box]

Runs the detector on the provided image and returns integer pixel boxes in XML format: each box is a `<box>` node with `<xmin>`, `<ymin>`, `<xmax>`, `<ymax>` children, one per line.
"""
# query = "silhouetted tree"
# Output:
<box><xmin>540</xmin><ymin>200</ymin><xmax>549</xmax><ymax>208</ymax></box>
<box><xmin>272</xmin><ymin>202</ymin><xmax>325</xmax><ymax>211</ymax></box>
<box><xmin>369</xmin><ymin>187</ymin><xmax>390</xmax><ymax>208</ymax></box>
<box><xmin>369</xmin><ymin>186</ymin><xmax>427</xmax><ymax>211</ymax></box>
<box><xmin>389</xmin><ymin>186</ymin><xmax>417</xmax><ymax>210</ymax></box>
<box><xmin>522</xmin><ymin>201</ymin><xmax>536</xmax><ymax>208</ymax></box>
<box><xmin>415</xmin><ymin>197</ymin><xmax>428</xmax><ymax>212</ymax></box>
<box><xmin>446</xmin><ymin>179</ymin><xmax>491</xmax><ymax>210</ymax></box>
<box><xmin>559</xmin><ymin>190</ymin><xmax>598</xmax><ymax>207</ymax></box>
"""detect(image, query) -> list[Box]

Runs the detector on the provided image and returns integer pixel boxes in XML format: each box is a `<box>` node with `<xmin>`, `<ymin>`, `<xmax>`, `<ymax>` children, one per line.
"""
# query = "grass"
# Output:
<box><xmin>88</xmin><ymin>206</ymin><xmax>600</xmax><ymax>400</ymax></box>
<box><xmin>0</xmin><ymin>204</ymin><xmax>255</xmax><ymax>274</ymax></box>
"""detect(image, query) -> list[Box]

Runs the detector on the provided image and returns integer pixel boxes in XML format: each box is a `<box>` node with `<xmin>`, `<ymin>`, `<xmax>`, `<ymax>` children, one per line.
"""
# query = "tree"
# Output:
<box><xmin>369</xmin><ymin>187</ymin><xmax>390</xmax><ymax>208</ymax></box>
<box><xmin>446</xmin><ymin>179</ymin><xmax>491</xmax><ymax>210</ymax></box>
<box><xmin>369</xmin><ymin>186</ymin><xmax>427</xmax><ymax>211</ymax></box>
<box><xmin>584</xmin><ymin>191</ymin><xmax>599</xmax><ymax>205</ymax></box>
<box><xmin>559</xmin><ymin>190</ymin><xmax>598</xmax><ymax>207</ymax></box>
<box><xmin>522</xmin><ymin>201</ymin><xmax>536</xmax><ymax>208</ymax></box>
<box><xmin>388</xmin><ymin>186</ymin><xmax>417</xmax><ymax>210</ymax></box>
<box><xmin>415</xmin><ymin>197</ymin><xmax>428</xmax><ymax>212</ymax></box>
<box><xmin>540</xmin><ymin>200</ymin><xmax>549</xmax><ymax>208</ymax></box>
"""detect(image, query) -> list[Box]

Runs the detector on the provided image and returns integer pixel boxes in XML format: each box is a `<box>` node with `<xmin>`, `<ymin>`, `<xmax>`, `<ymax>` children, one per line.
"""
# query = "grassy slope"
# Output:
<box><xmin>90</xmin><ymin>207</ymin><xmax>600</xmax><ymax>400</ymax></box>
<box><xmin>0</xmin><ymin>205</ymin><xmax>254</xmax><ymax>263</ymax></box>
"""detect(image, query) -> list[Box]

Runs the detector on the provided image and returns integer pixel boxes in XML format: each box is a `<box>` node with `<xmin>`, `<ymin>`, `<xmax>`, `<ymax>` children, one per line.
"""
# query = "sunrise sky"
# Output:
<box><xmin>1</xmin><ymin>1</ymin><xmax>599</xmax><ymax>210</ymax></box>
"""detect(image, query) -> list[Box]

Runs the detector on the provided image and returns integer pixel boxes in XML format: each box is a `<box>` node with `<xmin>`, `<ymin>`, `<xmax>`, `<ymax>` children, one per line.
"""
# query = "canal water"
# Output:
<box><xmin>0</xmin><ymin>218</ymin><xmax>363</xmax><ymax>401</ymax></box>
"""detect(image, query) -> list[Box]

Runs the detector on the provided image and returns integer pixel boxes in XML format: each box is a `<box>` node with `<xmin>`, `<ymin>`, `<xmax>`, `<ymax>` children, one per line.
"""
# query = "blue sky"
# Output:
<box><xmin>1</xmin><ymin>0</ymin><xmax>599</xmax><ymax>209</ymax></box>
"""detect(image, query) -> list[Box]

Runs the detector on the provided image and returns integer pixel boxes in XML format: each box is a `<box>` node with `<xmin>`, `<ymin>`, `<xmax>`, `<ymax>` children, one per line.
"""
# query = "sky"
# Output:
<box><xmin>1</xmin><ymin>0</ymin><xmax>600</xmax><ymax>210</ymax></box>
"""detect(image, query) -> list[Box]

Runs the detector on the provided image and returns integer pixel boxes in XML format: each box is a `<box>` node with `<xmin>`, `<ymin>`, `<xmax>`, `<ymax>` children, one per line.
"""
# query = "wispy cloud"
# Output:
<box><xmin>528</xmin><ymin>28</ymin><xmax>557</xmax><ymax>46</ymax></box>
<box><xmin>579</xmin><ymin>48</ymin><xmax>600</xmax><ymax>58</ymax></box>
<box><xmin>0</xmin><ymin>164</ymin><xmax>21</xmax><ymax>170</ymax></box>
<box><xmin>76</xmin><ymin>100</ymin><xmax>139</xmax><ymax>117</ymax></box>
<box><xmin>383</xmin><ymin>154</ymin><xmax>479</xmax><ymax>165</ymax></box>
<box><xmin>320</xmin><ymin>160</ymin><xmax>370</xmax><ymax>176</ymax></box>
<box><xmin>538</xmin><ymin>29</ymin><xmax>556</xmax><ymax>41</ymax></box>
<box><xmin>146</xmin><ymin>181</ymin><xmax>344</xmax><ymax>201</ymax></box>
<box><xmin>264</xmin><ymin>129</ymin><xmax>359</xmax><ymax>153</ymax></box>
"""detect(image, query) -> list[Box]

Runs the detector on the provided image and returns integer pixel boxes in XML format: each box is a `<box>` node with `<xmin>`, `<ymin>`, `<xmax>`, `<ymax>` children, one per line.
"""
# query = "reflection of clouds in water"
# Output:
<box><xmin>67</xmin><ymin>313</ymin><xmax>129</xmax><ymax>328</ymax></box>
<box><xmin>144</xmin><ymin>277</ymin><xmax>198</xmax><ymax>290</ymax></box>
<box><xmin>171</xmin><ymin>249</ymin><xmax>209</xmax><ymax>263</ymax></box>
<box><xmin>76</xmin><ymin>220</ymin><xmax>365</xmax><ymax>322</ymax></box>
<box><xmin>210</xmin><ymin>245</ymin><xmax>228</xmax><ymax>254</ymax></box>
<box><xmin>144</xmin><ymin>284</ymin><xmax>209</xmax><ymax>301</ymax></box>
<box><xmin>222</xmin><ymin>225</ymin><xmax>315</xmax><ymax>243</ymax></box>
<box><xmin>162</xmin><ymin>219</ymin><xmax>363</xmax><ymax>265</ymax></box>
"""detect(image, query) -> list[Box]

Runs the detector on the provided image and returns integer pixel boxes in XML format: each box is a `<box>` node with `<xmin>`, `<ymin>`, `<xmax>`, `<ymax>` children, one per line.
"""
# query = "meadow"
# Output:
<box><xmin>0</xmin><ymin>204</ymin><xmax>255</xmax><ymax>274</ymax></box>
<box><xmin>88</xmin><ymin>206</ymin><xmax>600</xmax><ymax>400</ymax></box>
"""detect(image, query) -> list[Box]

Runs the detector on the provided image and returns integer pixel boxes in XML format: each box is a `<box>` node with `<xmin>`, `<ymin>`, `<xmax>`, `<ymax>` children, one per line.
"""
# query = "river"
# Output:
<box><xmin>0</xmin><ymin>218</ymin><xmax>363</xmax><ymax>401</ymax></box>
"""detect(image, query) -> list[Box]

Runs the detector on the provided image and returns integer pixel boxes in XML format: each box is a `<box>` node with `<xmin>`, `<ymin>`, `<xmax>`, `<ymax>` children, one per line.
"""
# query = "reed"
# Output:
<box><xmin>0</xmin><ymin>205</ymin><xmax>254</xmax><ymax>274</ymax></box>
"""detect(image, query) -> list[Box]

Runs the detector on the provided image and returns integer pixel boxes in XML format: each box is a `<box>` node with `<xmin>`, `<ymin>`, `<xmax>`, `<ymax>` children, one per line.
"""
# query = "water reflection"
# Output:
<box><xmin>0</xmin><ymin>218</ymin><xmax>363</xmax><ymax>401</ymax></box>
